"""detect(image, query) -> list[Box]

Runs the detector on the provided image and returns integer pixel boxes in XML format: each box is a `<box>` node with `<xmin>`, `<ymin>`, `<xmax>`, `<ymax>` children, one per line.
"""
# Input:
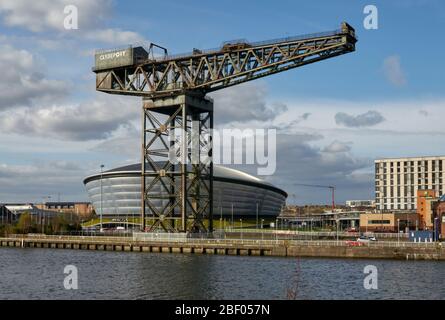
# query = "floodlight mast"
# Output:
<box><xmin>93</xmin><ymin>22</ymin><xmax>357</xmax><ymax>233</ymax></box>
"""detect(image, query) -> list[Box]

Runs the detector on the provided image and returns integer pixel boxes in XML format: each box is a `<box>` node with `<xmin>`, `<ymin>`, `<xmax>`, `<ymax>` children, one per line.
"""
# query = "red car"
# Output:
<box><xmin>345</xmin><ymin>240</ymin><xmax>364</xmax><ymax>247</ymax></box>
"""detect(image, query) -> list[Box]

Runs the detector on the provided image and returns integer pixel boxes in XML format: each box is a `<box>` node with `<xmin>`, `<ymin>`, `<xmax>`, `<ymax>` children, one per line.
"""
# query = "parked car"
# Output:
<box><xmin>357</xmin><ymin>236</ymin><xmax>377</xmax><ymax>243</ymax></box>
<box><xmin>346</xmin><ymin>240</ymin><xmax>364</xmax><ymax>247</ymax></box>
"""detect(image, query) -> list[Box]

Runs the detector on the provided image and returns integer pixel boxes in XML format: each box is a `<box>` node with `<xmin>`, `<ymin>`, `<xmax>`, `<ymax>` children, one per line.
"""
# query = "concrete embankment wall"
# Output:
<box><xmin>1</xmin><ymin>237</ymin><xmax>444</xmax><ymax>261</ymax></box>
<box><xmin>286</xmin><ymin>245</ymin><xmax>445</xmax><ymax>261</ymax></box>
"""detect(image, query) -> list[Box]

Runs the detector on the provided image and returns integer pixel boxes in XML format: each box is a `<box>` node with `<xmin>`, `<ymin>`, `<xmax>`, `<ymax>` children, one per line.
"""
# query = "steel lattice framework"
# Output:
<box><xmin>93</xmin><ymin>22</ymin><xmax>357</xmax><ymax>233</ymax></box>
<box><xmin>141</xmin><ymin>95</ymin><xmax>213</xmax><ymax>232</ymax></box>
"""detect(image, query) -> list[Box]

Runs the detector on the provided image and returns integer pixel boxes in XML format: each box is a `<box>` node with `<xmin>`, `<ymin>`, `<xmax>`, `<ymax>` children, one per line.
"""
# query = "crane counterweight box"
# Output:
<box><xmin>94</xmin><ymin>46</ymin><xmax>148</xmax><ymax>72</ymax></box>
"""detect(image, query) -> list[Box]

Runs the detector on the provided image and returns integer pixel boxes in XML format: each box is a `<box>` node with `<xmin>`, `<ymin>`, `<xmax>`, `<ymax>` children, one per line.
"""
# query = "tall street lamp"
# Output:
<box><xmin>310</xmin><ymin>218</ymin><xmax>313</xmax><ymax>241</ymax></box>
<box><xmin>261</xmin><ymin>219</ymin><xmax>264</xmax><ymax>241</ymax></box>
<box><xmin>219</xmin><ymin>189</ymin><xmax>223</xmax><ymax>231</ymax></box>
<box><xmin>275</xmin><ymin>218</ymin><xmax>278</xmax><ymax>243</ymax></box>
<box><xmin>336</xmin><ymin>219</ymin><xmax>339</xmax><ymax>245</ymax></box>
<box><xmin>219</xmin><ymin>197</ymin><xmax>222</xmax><ymax>232</ymax></box>
<box><xmin>231</xmin><ymin>203</ymin><xmax>234</xmax><ymax>231</ymax></box>
<box><xmin>366</xmin><ymin>216</ymin><xmax>368</xmax><ymax>234</ymax></box>
<box><xmin>100</xmin><ymin>164</ymin><xmax>105</xmax><ymax>232</ymax></box>
<box><xmin>41</xmin><ymin>195</ymin><xmax>51</xmax><ymax>233</ymax></box>
<box><xmin>256</xmin><ymin>202</ymin><xmax>259</xmax><ymax>230</ymax></box>
<box><xmin>397</xmin><ymin>218</ymin><xmax>400</xmax><ymax>246</ymax></box>
<box><xmin>240</xmin><ymin>219</ymin><xmax>243</xmax><ymax>241</ymax></box>
<box><xmin>434</xmin><ymin>217</ymin><xmax>439</xmax><ymax>242</ymax></box>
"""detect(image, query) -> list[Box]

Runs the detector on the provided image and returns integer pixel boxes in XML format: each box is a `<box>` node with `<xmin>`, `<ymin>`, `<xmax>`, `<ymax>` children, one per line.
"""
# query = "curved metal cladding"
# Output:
<box><xmin>83</xmin><ymin>164</ymin><xmax>287</xmax><ymax>218</ymax></box>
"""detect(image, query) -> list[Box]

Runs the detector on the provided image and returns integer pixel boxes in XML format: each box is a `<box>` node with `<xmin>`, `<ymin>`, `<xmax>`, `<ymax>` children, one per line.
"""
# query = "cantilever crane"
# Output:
<box><xmin>93</xmin><ymin>22</ymin><xmax>357</xmax><ymax>233</ymax></box>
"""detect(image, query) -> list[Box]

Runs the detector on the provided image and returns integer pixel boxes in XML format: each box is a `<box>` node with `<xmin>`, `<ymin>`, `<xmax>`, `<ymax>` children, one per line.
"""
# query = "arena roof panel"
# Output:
<box><xmin>84</xmin><ymin>163</ymin><xmax>287</xmax><ymax>197</ymax></box>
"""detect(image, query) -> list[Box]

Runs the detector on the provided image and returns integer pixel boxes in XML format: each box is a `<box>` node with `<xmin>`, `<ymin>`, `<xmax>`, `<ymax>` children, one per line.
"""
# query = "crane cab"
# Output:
<box><xmin>221</xmin><ymin>39</ymin><xmax>251</xmax><ymax>52</ymax></box>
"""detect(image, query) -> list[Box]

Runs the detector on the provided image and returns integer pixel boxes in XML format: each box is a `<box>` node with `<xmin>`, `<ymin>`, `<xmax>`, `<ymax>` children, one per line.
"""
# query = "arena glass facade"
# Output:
<box><xmin>83</xmin><ymin>164</ymin><xmax>287</xmax><ymax>218</ymax></box>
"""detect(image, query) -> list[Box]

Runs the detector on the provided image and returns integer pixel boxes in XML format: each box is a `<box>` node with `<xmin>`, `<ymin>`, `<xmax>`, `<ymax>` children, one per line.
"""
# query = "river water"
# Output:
<box><xmin>0</xmin><ymin>248</ymin><xmax>443</xmax><ymax>300</ymax></box>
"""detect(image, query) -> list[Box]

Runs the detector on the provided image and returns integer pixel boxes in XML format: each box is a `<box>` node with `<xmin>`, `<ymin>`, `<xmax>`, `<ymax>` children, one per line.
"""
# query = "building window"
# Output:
<box><xmin>369</xmin><ymin>220</ymin><xmax>391</xmax><ymax>224</ymax></box>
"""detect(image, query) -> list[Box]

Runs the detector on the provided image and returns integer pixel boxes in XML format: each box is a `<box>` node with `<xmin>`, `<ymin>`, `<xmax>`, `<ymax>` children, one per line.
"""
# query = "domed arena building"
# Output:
<box><xmin>83</xmin><ymin>163</ymin><xmax>287</xmax><ymax>219</ymax></box>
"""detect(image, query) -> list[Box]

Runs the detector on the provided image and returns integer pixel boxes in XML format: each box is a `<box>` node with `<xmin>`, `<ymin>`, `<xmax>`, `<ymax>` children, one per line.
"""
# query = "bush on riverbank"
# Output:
<box><xmin>0</xmin><ymin>212</ymin><xmax>82</xmax><ymax>236</ymax></box>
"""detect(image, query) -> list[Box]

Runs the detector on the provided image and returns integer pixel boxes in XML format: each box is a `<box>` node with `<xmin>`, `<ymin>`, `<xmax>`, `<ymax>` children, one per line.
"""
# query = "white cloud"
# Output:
<box><xmin>418</xmin><ymin>109</ymin><xmax>428</xmax><ymax>117</ymax></box>
<box><xmin>211</xmin><ymin>82</ymin><xmax>288</xmax><ymax>125</ymax></box>
<box><xmin>0</xmin><ymin>160</ymin><xmax>90</xmax><ymax>202</ymax></box>
<box><xmin>0</xmin><ymin>44</ymin><xmax>68</xmax><ymax>110</ymax></box>
<box><xmin>383</xmin><ymin>55</ymin><xmax>407</xmax><ymax>87</ymax></box>
<box><xmin>271</xmin><ymin>97</ymin><xmax>445</xmax><ymax>163</ymax></box>
<box><xmin>257</xmin><ymin>133</ymin><xmax>372</xmax><ymax>204</ymax></box>
<box><xmin>335</xmin><ymin>110</ymin><xmax>385</xmax><ymax>128</ymax></box>
<box><xmin>0</xmin><ymin>0</ymin><xmax>146</xmax><ymax>46</ymax></box>
<box><xmin>0</xmin><ymin>95</ymin><xmax>140</xmax><ymax>141</ymax></box>
<box><xmin>322</xmin><ymin>140</ymin><xmax>352</xmax><ymax>153</ymax></box>
<box><xmin>84</xmin><ymin>28</ymin><xmax>145</xmax><ymax>45</ymax></box>
<box><xmin>0</xmin><ymin>0</ymin><xmax>111</xmax><ymax>32</ymax></box>
<box><xmin>273</xmin><ymin>98</ymin><xmax>445</xmax><ymax>135</ymax></box>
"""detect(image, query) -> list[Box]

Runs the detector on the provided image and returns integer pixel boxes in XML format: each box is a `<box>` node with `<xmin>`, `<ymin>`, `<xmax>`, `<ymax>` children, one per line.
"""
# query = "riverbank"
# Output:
<box><xmin>1</xmin><ymin>235</ymin><xmax>444</xmax><ymax>261</ymax></box>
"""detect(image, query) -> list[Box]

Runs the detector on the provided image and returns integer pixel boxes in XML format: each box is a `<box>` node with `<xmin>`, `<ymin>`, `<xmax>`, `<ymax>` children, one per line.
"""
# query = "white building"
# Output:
<box><xmin>375</xmin><ymin>156</ymin><xmax>445</xmax><ymax>211</ymax></box>
<box><xmin>345</xmin><ymin>200</ymin><xmax>375</xmax><ymax>208</ymax></box>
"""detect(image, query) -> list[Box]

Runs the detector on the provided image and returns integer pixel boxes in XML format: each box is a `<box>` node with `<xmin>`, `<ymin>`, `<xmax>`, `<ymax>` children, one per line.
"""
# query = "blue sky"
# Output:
<box><xmin>0</xmin><ymin>0</ymin><xmax>445</xmax><ymax>204</ymax></box>
<box><xmin>112</xmin><ymin>0</ymin><xmax>445</xmax><ymax>101</ymax></box>
<box><xmin>8</xmin><ymin>0</ymin><xmax>445</xmax><ymax>101</ymax></box>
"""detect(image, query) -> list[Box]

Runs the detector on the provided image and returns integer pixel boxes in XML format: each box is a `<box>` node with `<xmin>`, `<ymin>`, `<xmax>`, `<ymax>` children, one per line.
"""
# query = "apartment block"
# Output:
<box><xmin>375</xmin><ymin>156</ymin><xmax>445</xmax><ymax>211</ymax></box>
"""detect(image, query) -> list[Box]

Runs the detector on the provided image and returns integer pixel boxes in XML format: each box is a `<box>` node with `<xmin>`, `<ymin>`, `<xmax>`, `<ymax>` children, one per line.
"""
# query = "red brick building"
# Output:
<box><xmin>35</xmin><ymin>202</ymin><xmax>94</xmax><ymax>220</ymax></box>
<box><xmin>417</xmin><ymin>189</ymin><xmax>438</xmax><ymax>230</ymax></box>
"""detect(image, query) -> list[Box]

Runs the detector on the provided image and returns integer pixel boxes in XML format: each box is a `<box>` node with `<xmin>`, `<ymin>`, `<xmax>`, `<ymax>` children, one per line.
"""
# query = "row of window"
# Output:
<box><xmin>376</xmin><ymin>204</ymin><xmax>416</xmax><ymax>210</ymax></box>
<box><xmin>368</xmin><ymin>220</ymin><xmax>391</xmax><ymax>225</ymax></box>
<box><xmin>376</xmin><ymin>160</ymin><xmax>444</xmax><ymax>174</ymax></box>
<box><xmin>376</xmin><ymin>187</ymin><xmax>443</xmax><ymax>196</ymax></box>
<box><xmin>46</xmin><ymin>205</ymin><xmax>75</xmax><ymax>209</ymax></box>
<box><xmin>376</xmin><ymin>197</ymin><xmax>416</xmax><ymax>201</ymax></box>
<box><xmin>376</xmin><ymin>167</ymin><xmax>443</xmax><ymax>174</ymax></box>
<box><xmin>375</xmin><ymin>174</ymin><xmax>443</xmax><ymax>180</ymax></box>
<box><xmin>376</xmin><ymin>183</ymin><xmax>442</xmax><ymax>191</ymax></box>
<box><xmin>376</xmin><ymin>183</ymin><xmax>444</xmax><ymax>188</ymax></box>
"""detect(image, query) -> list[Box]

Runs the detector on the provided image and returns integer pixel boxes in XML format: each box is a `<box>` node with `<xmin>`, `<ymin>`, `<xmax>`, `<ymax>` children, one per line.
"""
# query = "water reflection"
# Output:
<box><xmin>0</xmin><ymin>248</ymin><xmax>443</xmax><ymax>300</ymax></box>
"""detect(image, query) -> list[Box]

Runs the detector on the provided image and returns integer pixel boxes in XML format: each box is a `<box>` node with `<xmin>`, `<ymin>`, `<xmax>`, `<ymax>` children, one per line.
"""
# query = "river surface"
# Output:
<box><xmin>0</xmin><ymin>247</ymin><xmax>444</xmax><ymax>300</ymax></box>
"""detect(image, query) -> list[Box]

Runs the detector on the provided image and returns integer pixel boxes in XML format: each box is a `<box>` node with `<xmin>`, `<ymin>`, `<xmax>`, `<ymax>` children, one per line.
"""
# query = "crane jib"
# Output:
<box><xmin>94</xmin><ymin>22</ymin><xmax>357</xmax><ymax>97</ymax></box>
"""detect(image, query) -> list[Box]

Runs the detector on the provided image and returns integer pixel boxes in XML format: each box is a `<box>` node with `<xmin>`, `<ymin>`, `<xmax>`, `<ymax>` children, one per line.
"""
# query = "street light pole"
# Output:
<box><xmin>220</xmin><ymin>205</ymin><xmax>223</xmax><ymax>231</ymax></box>
<box><xmin>397</xmin><ymin>218</ymin><xmax>400</xmax><ymax>246</ymax></box>
<box><xmin>231</xmin><ymin>203</ymin><xmax>234</xmax><ymax>231</ymax></box>
<box><xmin>41</xmin><ymin>195</ymin><xmax>51</xmax><ymax>234</ymax></box>
<box><xmin>366</xmin><ymin>216</ymin><xmax>368</xmax><ymax>234</ymax></box>
<box><xmin>434</xmin><ymin>217</ymin><xmax>438</xmax><ymax>242</ymax></box>
<box><xmin>240</xmin><ymin>219</ymin><xmax>243</xmax><ymax>241</ymax></box>
<box><xmin>261</xmin><ymin>219</ymin><xmax>264</xmax><ymax>241</ymax></box>
<box><xmin>310</xmin><ymin>218</ymin><xmax>313</xmax><ymax>241</ymax></box>
<box><xmin>256</xmin><ymin>202</ymin><xmax>259</xmax><ymax>230</ymax></box>
<box><xmin>275</xmin><ymin>218</ymin><xmax>278</xmax><ymax>243</ymax></box>
<box><xmin>336</xmin><ymin>219</ymin><xmax>339</xmax><ymax>245</ymax></box>
<box><xmin>100</xmin><ymin>164</ymin><xmax>105</xmax><ymax>232</ymax></box>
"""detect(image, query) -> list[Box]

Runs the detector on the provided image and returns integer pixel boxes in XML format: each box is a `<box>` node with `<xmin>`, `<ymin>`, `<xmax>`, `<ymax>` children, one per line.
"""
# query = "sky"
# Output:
<box><xmin>0</xmin><ymin>0</ymin><xmax>445</xmax><ymax>204</ymax></box>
